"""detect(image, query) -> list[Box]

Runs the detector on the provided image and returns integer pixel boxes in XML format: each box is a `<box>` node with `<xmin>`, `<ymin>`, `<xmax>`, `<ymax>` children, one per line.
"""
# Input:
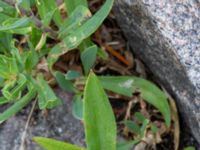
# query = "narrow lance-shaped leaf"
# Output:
<box><xmin>99</xmin><ymin>76</ymin><xmax>171</xmax><ymax>127</ymax></box>
<box><xmin>36</xmin><ymin>0</ymin><xmax>62</xmax><ymax>27</ymax></box>
<box><xmin>0</xmin><ymin>17</ymin><xmax>32</xmax><ymax>34</ymax></box>
<box><xmin>63</xmin><ymin>0</ymin><xmax>114</xmax><ymax>49</ymax></box>
<box><xmin>81</xmin><ymin>45</ymin><xmax>97</xmax><ymax>75</ymax></box>
<box><xmin>64</xmin><ymin>0</ymin><xmax>88</xmax><ymax>15</ymax></box>
<box><xmin>0</xmin><ymin>97</ymin><xmax>9</xmax><ymax>105</ymax></box>
<box><xmin>72</xmin><ymin>94</ymin><xmax>83</xmax><ymax>120</ymax></box>
<box><xmin>24</xmin><ymin>50</ymin><xmax>39</xmax><ymax>72</ymax></box>
<box><xmin>64</xmin><ymin>0</ymin><xmax>107</xmax><ymax>60</ymax></box>
<box><xmin>0</xmin><ymin>13</ymin><xmax>12</xmax><ymax>24</ymax></box>
<box><xmin>0</xmin><ymin>1</ymin><xmax>16</xmax><ymax>17</ymax></box>
<box><xmin>84</xmin><ymin>72</ymin><xmax>117</xmax><ymax>150</ymax></box>
<box><xmin>0</xmin><ymin>87</ymin><xmax>36</xmax><ymax>123</ymax></box>
<box><xmin>59</xmin><ymin>5</ymin><xmax>91</xmax><ymax>39</ymax></box>
<box><xmin>34</xmin><ymin>137</ymin><xmax>85</xmax><ymax>150</ymax></box>
<box><xmin>16</xmin><ymin>0</ymin><xmax>31</xmax><ymax>11</ymax></box>
<box><xmin>36</xmin><ymin>74</ymin><xmax>62</xmax><ymax>109</ymax></box>
<box><xmin>48</xmin><ymin>0</ymin><xmax>114</xmax><ymax>68</ymax></box>
<box><xmin>0</xmin><ymin>77</ymin><xmax>4</xmax><ymax>88</ymax></box>
<box><xmin>0</xmin><ymin>33</ymin><xmax>12</xmax><ymax>53</ymax></box>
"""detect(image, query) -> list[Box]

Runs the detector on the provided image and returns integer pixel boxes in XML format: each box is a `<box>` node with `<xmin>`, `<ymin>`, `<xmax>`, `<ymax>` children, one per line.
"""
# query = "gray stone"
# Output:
<box><xmin>0</xmin><ymin>89</ymin><xmax>85</xmax><ymax>150</ymax></box>
<box><xmin>113</xmin><ymin>0</ymin><xmax>200</xmax><ymax>144</ymax></box>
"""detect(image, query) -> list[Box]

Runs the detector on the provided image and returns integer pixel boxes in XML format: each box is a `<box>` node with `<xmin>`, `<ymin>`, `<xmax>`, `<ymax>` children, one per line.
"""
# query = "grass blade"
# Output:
<box><xmin>33</xmin><ymin>137</ymin><xmax>85</xmax><ymax>150</ymax></box>
<box><xmin>0</xmin><ymin>87</ymin><xmax>36</xmax><ymax>123</ymax></box>
<box><xmin>64</xmin><ymin>0</ymin><xmax>88</xmax><ymax>15</ymax></box>
<box><xmin>63</xmin><ymin>0</ymin><xmax>114</xmax><ymax>49</ymax></box>
<box><xmin>0</xmin><ymin>17</ymin><xmax>32</xmax><ymax>34</ymax></box>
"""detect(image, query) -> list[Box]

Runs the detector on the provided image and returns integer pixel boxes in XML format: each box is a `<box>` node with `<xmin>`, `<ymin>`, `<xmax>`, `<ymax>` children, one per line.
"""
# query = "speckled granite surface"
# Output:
<box><xmin>113</xmin><ymin>0</ymin><xmax>200</xmax><ymax>144</ymax></box>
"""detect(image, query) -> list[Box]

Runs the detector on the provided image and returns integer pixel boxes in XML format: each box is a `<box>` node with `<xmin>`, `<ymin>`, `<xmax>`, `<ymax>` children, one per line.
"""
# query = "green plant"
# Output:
<box><xmin>184</xmin><ymin>146</ymin><xmax>196</xmax><ymax>150</ymax></box>
<box><xmin>0</xmin><ymin>0</ymin><xmax>172</xmax><ymax>149</ymax></box>
<box><xmin>0</xmin><ymin>0</ymin><xmax>113</xmax><ymax>122</ymax></box>
<box><xmin>34</xmin><ymin>72</ymin><xmax>138</xmax><ymax>150</ymax></box>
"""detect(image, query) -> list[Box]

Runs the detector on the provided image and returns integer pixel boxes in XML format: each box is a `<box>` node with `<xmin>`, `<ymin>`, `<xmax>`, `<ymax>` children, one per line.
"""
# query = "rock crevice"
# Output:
<box><xmin>113</xmin><ymin>0</ymin><xmax>200</xmax><ymax>144</ymax></box>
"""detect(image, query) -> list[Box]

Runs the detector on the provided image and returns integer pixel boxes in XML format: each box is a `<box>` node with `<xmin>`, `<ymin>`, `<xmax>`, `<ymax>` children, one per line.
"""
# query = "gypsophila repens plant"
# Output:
<box><xmin>0</xmin><ymin>0</ymin><xmax>171</xmax><ymax>149</ymax></box>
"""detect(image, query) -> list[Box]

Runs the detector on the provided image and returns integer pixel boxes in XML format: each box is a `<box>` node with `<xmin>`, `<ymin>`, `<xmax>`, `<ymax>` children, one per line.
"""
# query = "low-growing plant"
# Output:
<box><xmin>0</xmin><ymin>0</ymin><xmax>172</xmax><ymax>149</ymax></box>
<box><xmin>184</xmin><ymin>146</ymin><xmax>196</xmax><ymax>150</ymax></box>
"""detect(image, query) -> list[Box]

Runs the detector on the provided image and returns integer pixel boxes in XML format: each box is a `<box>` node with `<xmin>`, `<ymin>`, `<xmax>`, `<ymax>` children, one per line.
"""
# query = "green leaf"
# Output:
<box><xmin>36</xmin><ymin>75</ymin><xmax>62</xmax><ymax>109</ymax></box>
<box><xmin>84</xmin><ymin>72</ymin><xmax>117</xmax><ymax>150</ymax></box>
<box><xmin>99</xmin><ymin>76</ymin><xmax>171</xmax><ymax>127</ymax></box>
<box><xmin>24</xmin><ymin>50</ymin><xmax>39</xmax><ymax>72</ymax></box>
<box><xmin>64</xmin><ymin>0</ymin><xmax>88</xmax><ymax>15</ymax></box>
<box><xmin>99</xmin><ymin>76</ymin><xmax>134</xmax><ymax>97</ymax></box>
<box><xmin>116</xmin><ymin>140</ymin><xmax>139</xmax><ymax>150</ymax></box>
<box><xmin>0</xmin><ymin>17</ymin><xmax>32</xmax><ymax>34</ymax></box>
<box><xmin>59</xmin><ymin>5</ymin><xmax>91</xmax><ymax>39</ymax></box>
<box><xmin>184</xmin><ymin>146</ymin><xmax>196</xmax><ymax>150</ymax></box>
<box><xmin>97</xmin><ymin>47</ymin><xmax>108</xmax><ymax>60</ymax></box>
<box><xmin>0</xmin><ymin>13</ymin><xmax>12</xmax><ymax>24</ymax></box>
<box><xmin>72</xmin><ymin>94</ymin><xmax>83</xmax><ymax>120</ymax></box>
<box><xmin>48</xmin><ymin>0</ymin><xmax>114</xmax><ymax>67</ymax></box>
<box><xmin>64</xmin><ymin>0</ymin><xmax>107</xmax><ymax>60</ymax></box>
<box><xmin>150</xmin><ymin>123</ymin><xmax>159</xmax><ymax>133</ymax></box>
<box><xmin>47</xmin><ymin>44</ymin><xmax>65</xmax><ymax>70</ymax></box>
<box><xmin>34</xmin><ymin>137</ymin><xmax>85</xmax><ymax>150</ymax></box>
<box><xmin>0</xmin><ymin>77</ymin><xmax>4</xmax><ymax>87</ymax></box>
<box><xmin>16</xmin><ymin>0</ymin><xmax>31</xmax><ymax>11</ymax></box>
<box><xmin>124</xmin><ymin>120</ymin><xmax>141</xmax><ymax>135</ymax></box>
<box><xmin>140</xmin><ymin>119</ymin><xmax>149</xmax><ymax>137</ymax></box>
<box><xmin>42</xmin><ymin>9</ymin><xmax>57</xmax><ymax>26</ymax></box>
<box><xmin>0</xmin><ymin>97</ymin><xmax>9</xmax><ymax>105</ymax></box>
<box><xmin>2</xmin><ymin>74</ymin><xmax>27</xmax><ymax>100</ymax></box>
<box><xmin>0</xmin><ymin>1</ymin><xmax>16</xmax><ymax>17</ymax></box>
<box><xmin>63</xmin><ymin>0</ymin><xmax>114</xmax><ymax>49</ymax></box>
<box><xmin>134</xmin><ymin>112</ymin><xmax>146</xmax><ymax>123</ymax></box>
<box><xmin>81</xmin><ymin>45</ymin><xmax>97</xmax><ymax>75</ymax></box>
<box><xmin>30</xmin><ymin>27</ymin><xmax>42</xmax><ymax>47</ymax></box>
<box><xmin>0</xmin><ymin>87</ymin><xmax>36</xmax><ymax>123</ymax></box>
<box><xmin>0</xmin><ymin>33</ymin><xmax>12</xmax><ymax>53</ymax></box>
<box><xmin>36</xmin><ymin>0</ymin><xmax>62</xmax><ymax>27</ymax></box>
<box><xmin>65</xmin><ymin>70</ymin><xmax>81</xmax><ymax>80</ymax></box>
<box><xmin>10</xmin><ymin>40</ymin><xmax>24</xmax><ymax>71</ymax></box>
<box><xmin>54</xmin><ymin>71</ymin><xmax>77</xmax><ymax>93</ymax></box>
<box><xmin>0</xmin><ymin>55</ymin><xmax>18</xmax><ymax>79</ymax></box>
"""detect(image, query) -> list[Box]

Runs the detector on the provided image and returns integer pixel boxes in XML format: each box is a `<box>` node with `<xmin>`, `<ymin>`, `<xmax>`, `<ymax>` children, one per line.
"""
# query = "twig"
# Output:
<box><xmin>19</xmin><ymin>99</ymin><xmax>37</xmax><ymax>150</ymax></box>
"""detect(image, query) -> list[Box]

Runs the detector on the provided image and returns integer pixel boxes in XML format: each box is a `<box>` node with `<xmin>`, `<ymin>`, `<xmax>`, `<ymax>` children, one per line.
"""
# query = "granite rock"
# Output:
<box><xmin>113</xmin><ymin>0</ymin><xmax>200</xmax><ymax>144</ymax></box>
<box><xmin>0</xmin><ymin>89</ymin><xmax>85</xmax><ymax>150</ymax></box>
